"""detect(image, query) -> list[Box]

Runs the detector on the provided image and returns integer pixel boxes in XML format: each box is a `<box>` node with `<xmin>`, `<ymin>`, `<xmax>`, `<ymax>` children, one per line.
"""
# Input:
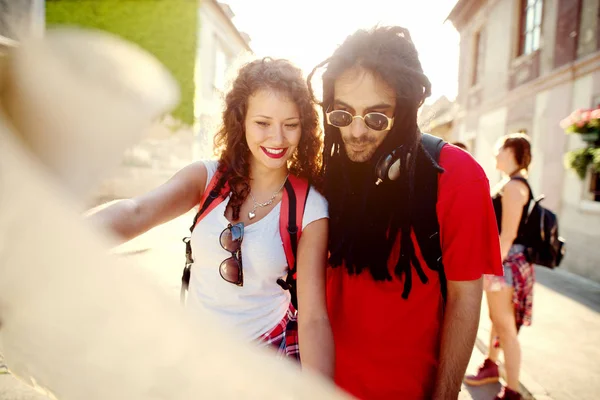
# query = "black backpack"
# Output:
<box><xmin>512</xmin><ymin>177</ymin><xmax>566</xmax><ymax>269</ymax></box>
<box><xmin>412</xmin><ymin>133</ymin><xmax>448</xmax><ymax>303</ymax></box>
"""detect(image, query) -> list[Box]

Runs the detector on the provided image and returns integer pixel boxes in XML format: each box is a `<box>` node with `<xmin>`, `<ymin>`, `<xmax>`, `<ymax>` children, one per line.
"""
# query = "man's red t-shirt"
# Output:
<box><xmin>326</xmin><ymin>145</ymin><xmax>503</xmax><ymax>399</ymax></box>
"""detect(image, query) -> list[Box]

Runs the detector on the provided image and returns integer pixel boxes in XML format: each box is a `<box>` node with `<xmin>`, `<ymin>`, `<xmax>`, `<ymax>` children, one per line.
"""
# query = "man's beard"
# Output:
<box><xmin>327</xmin><ymin>149</ymin><xmax>402</xmax><ymax>280</ymax></box>
<box><xmin>341</xmin><ymin>135</ymin><xmax>379</xmax><ymax>163</ymax></box>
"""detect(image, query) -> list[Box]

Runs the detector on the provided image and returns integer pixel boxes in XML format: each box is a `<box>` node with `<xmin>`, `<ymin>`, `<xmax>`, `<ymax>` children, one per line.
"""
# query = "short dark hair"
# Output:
<box><xmin>498</xmin><ymin>133</ymin><xmax>532</xmax><ymax>171</ymax></box>
<box><xmin>451</xmin><ymin>141</ymin><xmax>468</xmax><ymax>151</ymax></box>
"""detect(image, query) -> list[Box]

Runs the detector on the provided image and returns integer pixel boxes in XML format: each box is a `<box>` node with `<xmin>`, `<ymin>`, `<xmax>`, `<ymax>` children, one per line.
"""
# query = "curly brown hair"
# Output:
<box><xmin>213</xmin><ymin>57</ymin><xmax>322</xmax><ymax>220</ymax></box>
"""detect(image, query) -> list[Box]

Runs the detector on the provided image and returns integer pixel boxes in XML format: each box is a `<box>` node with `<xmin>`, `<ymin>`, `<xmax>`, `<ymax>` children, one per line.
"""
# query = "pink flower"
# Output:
<box><xmin>570</xmin><ymin>109</ymin><xmax>584</xmax><ymax>122</ymax></box>
<box><xmin>582</xmin><ymin>110</ymin><xmax>592</xmax><ymax>122</ymax></box>
<box><xmin>560</xmin><ymin>118</ymin><xmax>572</xmax><ymax>129</ymax></box>
<box><xmin>577</xmin><ymin>121</ymin><xmax>586</xmax><ymax>128</ymax></box>
<box><xmin>591</xmin><ymin>109</ymin><xmax>600</xmax><ymax>119</ymax></box>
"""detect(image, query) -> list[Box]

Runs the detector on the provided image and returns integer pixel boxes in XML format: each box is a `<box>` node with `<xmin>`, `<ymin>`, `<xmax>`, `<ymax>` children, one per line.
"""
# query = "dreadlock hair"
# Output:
<box><xmin>213</xmin><ymin>57</ymin><xmax>322</xmax><ymax>221</ymax></box>
<box><xmin>308</xmin><ymin>26</ymin><xmax>438</xmax><ymax>297</ymax></box>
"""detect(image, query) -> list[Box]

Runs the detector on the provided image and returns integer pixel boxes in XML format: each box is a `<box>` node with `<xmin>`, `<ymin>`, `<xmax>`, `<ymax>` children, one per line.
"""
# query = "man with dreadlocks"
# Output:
<box><xmin>308</xmin><ymin>26</ymin><xmax>504</xmax><ymax>399</ymax></box>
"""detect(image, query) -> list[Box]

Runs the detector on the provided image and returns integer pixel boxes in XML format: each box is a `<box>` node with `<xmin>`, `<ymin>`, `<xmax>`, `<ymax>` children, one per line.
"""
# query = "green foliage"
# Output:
<box><xmin>592</xmin><ymin>147</ymin><xmax>600</xmax><ymax>173</ymax></box>
<box><xmin>565</xmin><ymin>147</ymin><xmax>600</xmax><ymax>180</ymax></box>
<box><xmin>46</xmin><ymin>0</ymin><xmax>198</xmax><ymax>125</ymax></box>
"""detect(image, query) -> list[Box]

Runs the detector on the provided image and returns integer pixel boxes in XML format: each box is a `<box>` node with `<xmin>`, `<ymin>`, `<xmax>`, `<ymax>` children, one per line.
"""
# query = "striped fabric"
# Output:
<box><xmin>491</xmin><ymin>249</ymin><xmax>535</xmax><ymax>348</ymax></box>
<box><xmin>506</xmin><ymin>251</ymin><xmax>534</xmax><ymax>331</ymax></box>
<box><xmin>257</xmin><ymin>303</ymin><xmax>300</xmax><ymax>361</ymax></box>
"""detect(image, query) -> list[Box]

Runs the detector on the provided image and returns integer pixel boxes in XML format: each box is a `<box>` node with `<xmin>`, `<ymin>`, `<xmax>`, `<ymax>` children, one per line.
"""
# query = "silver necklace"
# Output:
<box><xmin>248</xmin><ymin>174</ymin><xmax>289</xmax><ymax>219</ymax></box>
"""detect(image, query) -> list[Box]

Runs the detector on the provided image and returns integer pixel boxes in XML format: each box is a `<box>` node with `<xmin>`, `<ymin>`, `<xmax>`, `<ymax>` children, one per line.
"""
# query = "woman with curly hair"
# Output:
<box><xmin>89</xmin><ymin>58</ymin><xmax>333</xmax><ymax>376</ymax></box>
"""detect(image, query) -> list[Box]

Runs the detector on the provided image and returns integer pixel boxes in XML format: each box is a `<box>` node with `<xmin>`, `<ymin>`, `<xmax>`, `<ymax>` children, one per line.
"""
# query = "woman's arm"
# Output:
<box><xmin>296</xmin><ymin>218</ymin><xmax>334</xmax><ymax>378</ymax></box>
<box><xmin>499</xmin><ymin>180</ymin><xmax>529</xmax><ymax>260</ymax></box>
<box><xmin>87</xmin><ymin>161</ymin><xmax>208</xmax><ymax>244</ymax></box>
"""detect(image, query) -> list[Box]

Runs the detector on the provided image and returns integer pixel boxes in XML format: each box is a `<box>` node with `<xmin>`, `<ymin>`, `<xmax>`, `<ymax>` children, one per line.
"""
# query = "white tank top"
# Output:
<box><xmin>186</xmin><ymin>160</ymin><xmax>328</xmax><ymax>340</ymax></box>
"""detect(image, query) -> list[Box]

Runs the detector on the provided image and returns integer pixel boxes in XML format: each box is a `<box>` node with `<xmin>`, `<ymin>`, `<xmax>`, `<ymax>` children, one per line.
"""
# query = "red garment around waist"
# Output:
<box><xmin>258</xmin><ymin>303</ymin><xmax>300</xmax><ymax>361</ymax></box>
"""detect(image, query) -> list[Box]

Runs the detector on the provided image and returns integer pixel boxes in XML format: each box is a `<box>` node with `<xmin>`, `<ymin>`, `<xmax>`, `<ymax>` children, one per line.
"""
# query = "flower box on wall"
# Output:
<box><xmin>561</xmin><ymin>108</ymin><xmax>600</xmax><ymax>180</ymax></box>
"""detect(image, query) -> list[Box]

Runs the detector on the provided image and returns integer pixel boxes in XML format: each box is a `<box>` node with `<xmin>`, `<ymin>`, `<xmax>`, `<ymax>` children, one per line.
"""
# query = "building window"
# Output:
<box><xmin>591</xmin><ymin>172</ymin><xmax>600</xmax><ymax>202</ymax></box>
<box><xmin>472</xmin><ymin>29</ymin><xmax>485</xmax><ymax>86</ymax></box>
<box><xmin>518</xmin><ymin>0</ymin><xmax>543</xmax><ymax>56</ymax></box>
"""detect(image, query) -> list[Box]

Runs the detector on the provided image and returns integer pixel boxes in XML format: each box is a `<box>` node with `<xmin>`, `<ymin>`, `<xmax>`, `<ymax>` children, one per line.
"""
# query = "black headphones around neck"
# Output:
<box><xmin>375</xmin><ymin>145</ymin><xmax>411</xmax><ymax>185</ymax></box>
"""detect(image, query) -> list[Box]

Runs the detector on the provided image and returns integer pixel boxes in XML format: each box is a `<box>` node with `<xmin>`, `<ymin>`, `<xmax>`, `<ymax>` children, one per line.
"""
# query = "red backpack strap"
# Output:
<box><xmin>181</xmin><ymin>167</ymin><xmax>229</xmax><ymax>304</ymax></box>
<box><xmin>179</xmin><ymin>165</ymin><xmax>229</xmax><ymax>304</ymax></box>
<box><xmin>280</xmin><ymin>175</ymin><xmax>310</xmax><ymax>274</ymax></box>
<box><xmin>278</xmin><ymin>176</ymin><xmax>310</xmax><ymax>310</ymax></box>
<box><xmin>190</xmin><ymin>168</ymin><xmax>230</xmax><ymax>232</ymax></box>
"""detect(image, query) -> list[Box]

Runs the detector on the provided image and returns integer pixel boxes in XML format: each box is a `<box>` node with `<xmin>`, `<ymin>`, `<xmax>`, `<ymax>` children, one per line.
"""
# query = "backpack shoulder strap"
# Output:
<box><xmin>509</xmin><ymin>176</ymin><xmax>534</xmax><ymax>201</ymax></box>
<box><xmin>190</xmin><ymin>169</ymin><xmax>230</xmax><ymax>233</ymax></box>
<box><xmin>181</xmin><ymin>169</ymin><xmax>229</xmax><ymax>304</ymax></box>
<box><xmin>280</xmin><ymin>175</ymin><xmax>310</xmax><ymax>276</ymax></box>
<box><xmin>508</xmin><ymin>176</ymin><xmax>538</xmax><ymax>239</ymax></box>
<box><xmin>278</xmin><ymin>175</ymin><xmax>310</xmax><ymax>309</ymax></box>
<box><xmin>421</xmin><ymin>133</ymin><xmax>446</xmax><ymax>162</ymax></box>
<box><xmin>414</xmin><ymin>133</ymin><xmax>447</xmax><ymax>303</ymax></box>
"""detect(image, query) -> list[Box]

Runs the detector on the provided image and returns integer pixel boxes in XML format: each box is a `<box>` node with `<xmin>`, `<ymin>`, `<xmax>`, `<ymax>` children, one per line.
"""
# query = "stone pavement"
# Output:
<box><xmin>461</xmin><ymin>347</ymin><xmax>503</xmax><ymax>400</ymax></box>
<box><xmin>2</xmin><ymin>214</ymin><xmax>599</xmax><ymax>399</ymax></box>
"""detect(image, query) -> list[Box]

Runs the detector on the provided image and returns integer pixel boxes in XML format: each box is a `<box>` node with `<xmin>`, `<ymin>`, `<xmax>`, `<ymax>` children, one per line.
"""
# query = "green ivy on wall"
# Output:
<box><xmin>46</xmin><ymin>0</ymin><xmax>198</xmax><ymax>125</ymax></box>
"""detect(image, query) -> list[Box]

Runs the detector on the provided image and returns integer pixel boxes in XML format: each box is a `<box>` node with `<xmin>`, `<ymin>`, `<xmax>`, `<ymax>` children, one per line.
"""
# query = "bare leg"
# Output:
<box><xmin>487</xmin><ymin>324</ymin><xmax>501</xmax><ymax>362</ymax></box>
<box><xmin>487</xmin><ymin>287</ymin><xmax>520</xmax><ymax>391</ymax></box>
<box><xmin>485</xmin><ymin>292</ymin><xmax>501</xmax><ymax>362</ymax></box>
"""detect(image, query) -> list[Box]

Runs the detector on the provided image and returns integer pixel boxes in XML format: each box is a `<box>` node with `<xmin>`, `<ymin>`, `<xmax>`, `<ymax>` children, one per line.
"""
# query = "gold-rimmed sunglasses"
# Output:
<box><xmin>325</xmin><ymin>108</ymin><xmax>394</xmax><ymax>131</ymax></box>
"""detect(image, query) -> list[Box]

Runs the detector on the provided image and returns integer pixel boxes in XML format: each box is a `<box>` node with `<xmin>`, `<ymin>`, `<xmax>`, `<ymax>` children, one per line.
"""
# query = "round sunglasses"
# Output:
<box><xmin>219</xmin><ymin>222</ymin><xmax>244</xmax><ymax>286</ymax></box>
<box><xmin>326</xmin><ymin>109</ymin><xmax>394</xmax><ymax>131</ymax></box>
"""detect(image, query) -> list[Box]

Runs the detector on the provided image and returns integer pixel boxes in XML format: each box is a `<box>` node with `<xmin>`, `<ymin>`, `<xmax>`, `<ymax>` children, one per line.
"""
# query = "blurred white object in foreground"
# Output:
<box><xmin>1</xmin><ymin>27</ymin><xmax>180</xmax><ymax>198</ymax></box>
<box><xmin>0</xmin><ymin>28</ymin><xmax>348</xmax><ymax>400</ymax></box>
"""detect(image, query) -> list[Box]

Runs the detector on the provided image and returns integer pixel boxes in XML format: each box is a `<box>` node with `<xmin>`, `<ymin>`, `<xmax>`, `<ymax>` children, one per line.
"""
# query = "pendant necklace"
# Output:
<box><xmin>248</xmin><ymin>174</ymin><xmax>289</xmax><ymax>219</ymax></box>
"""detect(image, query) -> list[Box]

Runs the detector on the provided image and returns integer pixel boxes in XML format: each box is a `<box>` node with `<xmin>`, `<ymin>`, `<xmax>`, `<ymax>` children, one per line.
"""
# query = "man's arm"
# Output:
<box><xmin>431</xmin><ymin>148</ymin><xmax>503</xmax><ymax>398</ymax></box>
<box><xmin>432</xmin><ymin>278</ymin><xmax>483</xmax><ymax>399</ymax></box>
